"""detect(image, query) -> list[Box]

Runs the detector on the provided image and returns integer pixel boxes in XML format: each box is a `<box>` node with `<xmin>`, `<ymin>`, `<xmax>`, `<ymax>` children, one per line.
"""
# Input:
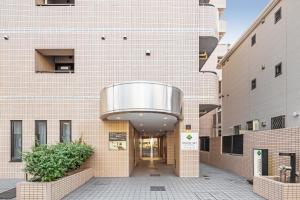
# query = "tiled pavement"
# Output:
<box><xmin>63</xmin><ymin>161</ymin><xmax>264</xmax><ymax>200</ymax></box>
<box><xmin>0</xmin><ymin>179</ymin><xmax>22</xmax><ymax>200</ymax></box>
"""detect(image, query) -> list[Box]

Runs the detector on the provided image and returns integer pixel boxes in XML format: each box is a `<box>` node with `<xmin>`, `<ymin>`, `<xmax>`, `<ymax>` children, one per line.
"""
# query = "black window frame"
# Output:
<box><xmin>275</xmin><ymin>7</ymin><xmax>282</xmax><ymax>24</ymax></box>
<box><xmin>247</xmin><ymin>120</ymin><xmax>253</xmax><ymax>131</ymax></box>
<box><xmin>11</xmin><ymin>120</ymin><xmax>22</xmax><ymax>162</ymax></box>
<box><xmin>222</xmin><ymin>135</ymin><xmax>244</xmax><ymax>155</ymax></box>
<box><xmin>60</xmin><ymin>120</ymin><xmax>72</xmax><ymax>143</ymax></box>
<box><xmin>233</xmin><ymin>125</ymin><xmax>241</xmax><ymax>135</ymax></box>
<box><xmin>35</xmin><ymin>120</ymin><xmax>47</xmax><ymax>146</ymax></box>
<box><xmin>275</xmin><ymin>62</ymin><xmax>282</xmax><ymax>77</ymax></box>
<box><xmin>200</xmin><ymin>137</ymin><xmax>210</xmax><ymax>152</ymax></box>
<box><xmin>251</xmin><ymin>79</ymin><xmax>256</xmax><ymax>90</ymax></box>
<box><xmin>213</xmin><ymin>114</ymin><xmax>217</xmax><ymax>128</ymax></box>
<box><xmin>251</xmin><ymin>34</ymin><xmax>256</xmax><ymax>46</ymax></box>
<box><xmin>217</xmin><ymin>111</ymin><xmax>221</xmax><ymax>124</ymax></box>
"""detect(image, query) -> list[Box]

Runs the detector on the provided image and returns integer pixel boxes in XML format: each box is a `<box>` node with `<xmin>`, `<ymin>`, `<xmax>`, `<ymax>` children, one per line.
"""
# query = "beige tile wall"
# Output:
<box><xmin>201</xmin><ymin>128</ymin><xmax>300</xmax><ymax>179</ymax></box>
<box><xmin>166</xmin><ymin>131</ymin><xmax>175</xmax><ymax>165</ymax></box>
<box><xmin>0</xmin><ymin>0</ymin><xmax>224</xmax><ymax>178</ymax></box>
<box><xmin>17</xmin><ymin>168</ymin><xmax>93</xmax><ymax>200</ymax></box>
<box><xmin>254</xmin><ymin>176</ymin><xmax>300</xmax><ymax>200</ymax></box>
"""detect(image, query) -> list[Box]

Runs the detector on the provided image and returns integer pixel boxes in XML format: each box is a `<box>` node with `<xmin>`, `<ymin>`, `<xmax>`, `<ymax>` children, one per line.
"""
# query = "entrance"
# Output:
<box><xmin>131</xmin><ymin>135</ymin><xmax>175</xmax><ymax>177</ymax></box>
<box><xmin>141</xmin><ymin>137</ymin><xmax>159</xmax><ymax>159</ymax></box>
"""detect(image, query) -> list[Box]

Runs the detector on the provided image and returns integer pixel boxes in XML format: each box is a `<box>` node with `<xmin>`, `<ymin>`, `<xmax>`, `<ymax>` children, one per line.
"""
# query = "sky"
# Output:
<box><xmin>221</xmin><ymin>0</ymin><xmax>271</xmax><ymax>45</ymax></box>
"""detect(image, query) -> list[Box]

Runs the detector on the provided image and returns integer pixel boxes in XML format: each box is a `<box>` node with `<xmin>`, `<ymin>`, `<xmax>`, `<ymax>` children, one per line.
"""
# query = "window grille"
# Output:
<box><xmin>271</xmin><ymin>115</ymin><xmax>285</xmax><ymax>129</ymax></box>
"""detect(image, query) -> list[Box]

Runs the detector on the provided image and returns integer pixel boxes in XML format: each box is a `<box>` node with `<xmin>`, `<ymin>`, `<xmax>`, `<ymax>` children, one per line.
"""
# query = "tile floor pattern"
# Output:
<box><xmin>63</xmin><ymin>162</ymin><xmax>264</xmax><ymax>200</ymax></box>
<box><xmin>0</xmin><ymin>179</ymin><xmax>22</xmax><ymax>200</ymax></box>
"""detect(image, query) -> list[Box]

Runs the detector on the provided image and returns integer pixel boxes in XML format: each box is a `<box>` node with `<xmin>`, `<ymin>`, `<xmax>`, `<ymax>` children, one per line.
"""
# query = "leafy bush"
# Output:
<box><xmin>23</xmin><ymin>140</ymin><xmax>93</xmax><ymax>182</ymax></box>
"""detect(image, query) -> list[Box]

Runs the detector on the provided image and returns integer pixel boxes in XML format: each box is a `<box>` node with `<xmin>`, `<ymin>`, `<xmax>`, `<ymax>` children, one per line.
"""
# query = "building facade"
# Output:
<box><xmin>201</xmin><ymin>0</ymin><xmax>300</xmax><ymax>180</ymax></box>
<box><xmin>220</xmin><ymin>0</ymin><xmax>300</xmax><ymax>135</ymax></box>
<box><xmin>0</xmin><ymin>0</ymin><xmax>226</xmax><ymax>178</ymax></box>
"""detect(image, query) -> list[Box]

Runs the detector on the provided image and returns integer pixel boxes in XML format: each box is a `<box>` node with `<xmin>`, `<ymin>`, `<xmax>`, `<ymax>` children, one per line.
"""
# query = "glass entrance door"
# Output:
<box><xmin>141</xmin><ymin>137</ymin><xmax>159</xmax><ymax>159</ymax></box>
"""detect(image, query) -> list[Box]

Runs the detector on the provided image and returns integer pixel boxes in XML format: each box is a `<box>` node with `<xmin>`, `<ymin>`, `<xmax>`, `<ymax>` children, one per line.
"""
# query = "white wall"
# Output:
<box><xmin>222</xmin><ymin>0</ymin><xmax>300</xmax><ymax>135</ymax></box>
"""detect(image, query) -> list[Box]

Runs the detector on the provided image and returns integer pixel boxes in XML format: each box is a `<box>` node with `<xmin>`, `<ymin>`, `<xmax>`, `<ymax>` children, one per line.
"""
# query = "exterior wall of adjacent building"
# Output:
<box><xmin>0</xmin><ymin>0</ymin><xmax>225</xmax><ymax>178</ymax></box>
<box><xmin>201</xmin><ymin>0</ymin><xmax>300</xmax><ymax>179</ymax></box>
<box><xmin>201</xmin><ymin>128</ymin><xmax>300</xmax><ymax>179</ymax></box>
<box><xmin>221</xmin><ymin>0</ymin><xmax>300</xmax><ymax>135</ymax></box>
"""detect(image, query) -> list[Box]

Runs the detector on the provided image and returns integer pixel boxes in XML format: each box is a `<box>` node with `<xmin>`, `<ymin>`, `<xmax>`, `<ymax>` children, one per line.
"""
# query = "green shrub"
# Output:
<box><xmin>23</xmin><ymin>140</ymin><xmax>93</xmax><ymax>182</ymax></box>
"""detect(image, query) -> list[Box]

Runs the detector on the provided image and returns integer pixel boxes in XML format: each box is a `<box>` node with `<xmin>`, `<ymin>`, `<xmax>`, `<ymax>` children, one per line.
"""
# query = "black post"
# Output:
<box><xmin>290</xmin><ymin>153</ymin><xmax>296</xmax><ymax>183</ymax></box>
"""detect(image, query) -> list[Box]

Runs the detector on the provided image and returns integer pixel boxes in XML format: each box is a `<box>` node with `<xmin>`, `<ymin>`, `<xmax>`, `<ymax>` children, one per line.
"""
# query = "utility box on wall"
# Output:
<box><xmin>253</xmin><ymin>149</ymin><xmax>268</xmax><ymax>176</ymax></box>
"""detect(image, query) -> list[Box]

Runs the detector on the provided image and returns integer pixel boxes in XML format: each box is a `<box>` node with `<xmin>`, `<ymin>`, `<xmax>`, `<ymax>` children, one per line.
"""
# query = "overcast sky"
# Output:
<box><xmin>221</xmin><ymin>0</ymin><xmax>271</xmax><ymax>45</ymax></box>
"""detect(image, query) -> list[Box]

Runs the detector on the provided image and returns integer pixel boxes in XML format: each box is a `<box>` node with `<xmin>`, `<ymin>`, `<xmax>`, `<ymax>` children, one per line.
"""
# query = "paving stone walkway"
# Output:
<box><xmin>64</xmin><ymin>162</ymin><xmax>264</xmax><ymax>200</ymax></box>
<box><xmin>0</xmin><ymin>179</ymin><xmax>22</xmax><ymax>200</ymax></box>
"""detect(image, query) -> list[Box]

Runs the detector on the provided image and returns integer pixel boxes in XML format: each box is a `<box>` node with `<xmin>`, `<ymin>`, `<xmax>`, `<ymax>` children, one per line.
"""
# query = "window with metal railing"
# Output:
<box><xmin>271</xmin><ymin>115</ymin><xmax>285</xmax><ymax>129</ymax></box>
<box><xmin>275</xmin><ymin>8</ymin><xmax>282</xmax><ymax>24</ymax></box>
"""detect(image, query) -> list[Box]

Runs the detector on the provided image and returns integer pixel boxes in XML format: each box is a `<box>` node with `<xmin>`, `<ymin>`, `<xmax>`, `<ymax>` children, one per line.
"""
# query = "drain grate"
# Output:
<box><xmin>150</xmin><ymin>186</ymin><xmax>166</xmax><ymax>191</ymax></box>
<box><xmin>150</xmin><ymin>174</ymin><xmax>160</xmax><ymax>176</ymax></box>
<box><xmin>93</xmin><ymin>180</ymin><xmax>111</xmax><ymax>186</ymax></box>
<box><xmin>0</xmin><ymin>188</ymin><xmax>16</xmax><ymax>199</ymax></box>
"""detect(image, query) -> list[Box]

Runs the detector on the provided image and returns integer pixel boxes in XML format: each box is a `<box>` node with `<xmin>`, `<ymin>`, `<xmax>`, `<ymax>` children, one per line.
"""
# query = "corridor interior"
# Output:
<box><xmin>131</xmin><ymin>136</ymin><xmax>176</xmax><ymax>177</ymax></box>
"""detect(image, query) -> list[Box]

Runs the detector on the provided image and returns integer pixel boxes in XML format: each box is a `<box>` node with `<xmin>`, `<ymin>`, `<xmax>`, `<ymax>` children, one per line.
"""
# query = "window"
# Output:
<box><xmin>247</xmin><ymin>121</ymin><xmax>253</xmax><ymax>131</ymax></box>
<box><xmin>200</xmin><ymin>137</ymin><xmax>210</xmax><ymax>151</ymax></box>
<box><xmin>35</xmin><ymin>49</ymin><xmax>74</xmax><ymax>73</ymax></box>
<box><xmin>36</xmin><ymin>0</ymin><xmax>75</xmax><ymax>6</ymax></box>
<box><xmin>213</xmin><ymin>114</ymin><xmax>217</xmax><ymax>128</ymax></box>
<box><xmin>35</xmin><ymin>120</ymin><xmax>47</xmax><ymax>146</ymax></box>
<box><xmin>222</xmin><ymin>136</ymin><xmax>232</xmax><ymax>153</ymax></box>
<box><xmin>271</xmin><ymin>115</ymin><xmax>285</xmax><ymax>129</ymax></box>
<box><xmin>251</xmin><ymin>34</ymin><xmax>256</xmax><ymax>46</ymax></box>
<box><xmin>199</xmin><ymin>0</ymin><xmax>210</xmax><ymax>5</ymax></box>
<box><xmin>11</xmin><ymin>121</ymin><xmax>22</xmax><ymax>161</ymax></box>
<box><xmin>275</xmin><ymin>62</ymin><xmax>282</xmax><ymax>77</ymax></box>
<box><xmin>60</xmin><ymin>120</ymin><xmax>72</xmax><ymax>143</ymax></box>
<box><xmin>232</xmin><ymin>135</ymin><xmax>244</xmax><ymax>154</ymax></box>
<box><xmin>222</xmin><ymin>135</ymin><xmax>244</xmax><ymax>155</ymax></box>
<box><xmin>234</xmin><ymin>125</ymin><xmax>241</xmax><ymax>135</ymax></box>
<box><xmin>218</xmin><ymin>81</ymin><xmax>222</xmax><ymax>94</ymax></box>
<box><xmin>217</xmin><ymin>111</ymin><xmax>221</xmax><ymax>124</ymax></box>
<box><xmin>251</xmin><ymin>79</ymin><xmax>256</xmax><ymax>90</ymax></box>
<box><xmin>275</xmin><ymin>8</ymin><xmax>282</xmax><ymax>24</ymax></box>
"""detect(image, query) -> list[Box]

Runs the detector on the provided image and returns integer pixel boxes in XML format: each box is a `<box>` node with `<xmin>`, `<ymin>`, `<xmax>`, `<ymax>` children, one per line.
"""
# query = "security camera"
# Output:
<box><xmin>3</xmin><ymin>35</ymin><xmax>9</xmax><ymax>40</ymax></box>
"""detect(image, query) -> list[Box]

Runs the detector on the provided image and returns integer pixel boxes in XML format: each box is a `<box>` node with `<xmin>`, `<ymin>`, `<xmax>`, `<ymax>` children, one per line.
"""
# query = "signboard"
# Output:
<box><xmin>109</xmin><ymin>132</ymin><xmax>127</xmax><ymax>150</ymax></box>
<box><xmin>253</xmin><ymin>149</ymin><xmax>268</xmax><ymax>176</ymax></box>
<box><xmin>180</xmin><ymin>132</ymin><xmax>199</xmax><ymax>151</ymax></box>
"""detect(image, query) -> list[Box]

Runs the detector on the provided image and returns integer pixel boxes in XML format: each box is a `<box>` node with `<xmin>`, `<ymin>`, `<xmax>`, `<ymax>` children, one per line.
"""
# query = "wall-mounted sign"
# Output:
<box><xmin>109</xmin><ymin>132</ymin><xmax>127</xmax><ymax>151</ymax></box>
<box><xmin>109</xmin><ymin>132</ymin><xmax>127</xmax><ymax>141</ymax></box>
<box><xmin>180</xmin><ymin>132</ymin><xmax>199</xmax><ymax>151</ymax></box>
<box><xmin>253</xmin><ymin>149</ymin><xmax>268</xmax><ymax>176</ymax></box>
